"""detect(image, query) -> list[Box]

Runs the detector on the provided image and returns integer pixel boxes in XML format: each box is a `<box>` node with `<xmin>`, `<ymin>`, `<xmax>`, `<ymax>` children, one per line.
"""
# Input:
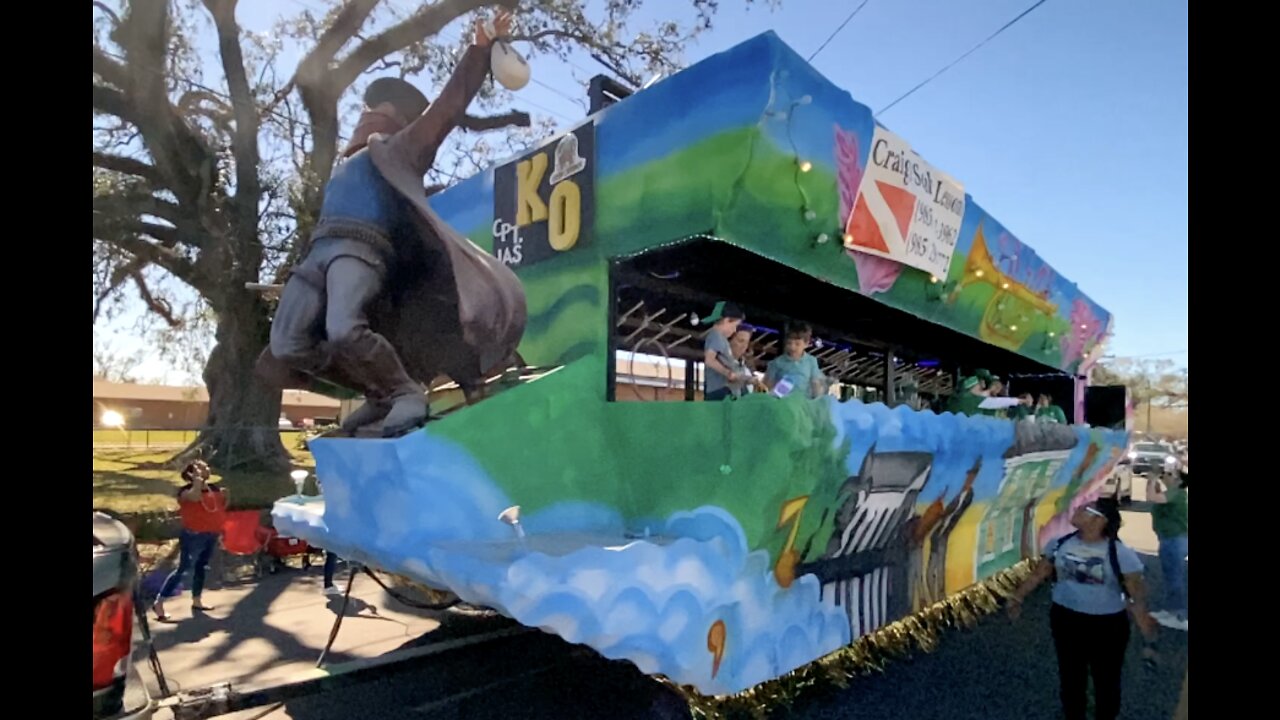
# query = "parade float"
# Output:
<box><xmin>271</xmin><ymin>31</ymin><xmax>1128</xmax><ymax>711</ymax></box>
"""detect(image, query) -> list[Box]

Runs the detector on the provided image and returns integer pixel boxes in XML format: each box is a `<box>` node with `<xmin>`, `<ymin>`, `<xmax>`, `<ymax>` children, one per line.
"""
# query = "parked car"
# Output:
<box><xmin>93</xmin><ymin>512</ymin><xmax>154</xmax><ymax>720</ymax></box>
<box><xmin>1128</xmin><ymin>441</ymin><xmax>1179</xmax><ymax>476</ymax></box>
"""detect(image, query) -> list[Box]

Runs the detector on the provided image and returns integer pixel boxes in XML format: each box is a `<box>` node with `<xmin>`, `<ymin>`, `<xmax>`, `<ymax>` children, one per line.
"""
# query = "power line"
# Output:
<box><xmin>876</xmin><ymin>0</ymin><xmax>1051</xmax><ymax>116</ymax></box>
<box><xmin>807</xmin><ymin>0</ymin><xmax>873</xmax><ymax>63</ymax></box>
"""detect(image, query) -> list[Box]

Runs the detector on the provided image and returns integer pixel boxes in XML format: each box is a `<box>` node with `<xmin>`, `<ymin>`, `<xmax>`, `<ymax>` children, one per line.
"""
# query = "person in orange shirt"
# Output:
<box><xmin>153</xmin><ymin>460</ymin><xmax>228</xmax><ymax>621</ymax></box>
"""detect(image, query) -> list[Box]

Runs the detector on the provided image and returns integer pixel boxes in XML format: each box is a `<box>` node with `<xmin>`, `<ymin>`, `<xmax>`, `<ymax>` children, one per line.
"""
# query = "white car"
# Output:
<box><xmin>1101</xmin><ymin>464</ymin><xmax>1134</xmax><ymax>505</ymax></box>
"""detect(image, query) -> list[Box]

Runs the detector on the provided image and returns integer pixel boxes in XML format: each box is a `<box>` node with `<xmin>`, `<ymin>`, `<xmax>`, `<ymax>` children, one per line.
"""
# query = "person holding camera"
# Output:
<box><xmin>153</xmin><ymin>460</ymin><xmax>227</xmax><ymax>622</ymax></box>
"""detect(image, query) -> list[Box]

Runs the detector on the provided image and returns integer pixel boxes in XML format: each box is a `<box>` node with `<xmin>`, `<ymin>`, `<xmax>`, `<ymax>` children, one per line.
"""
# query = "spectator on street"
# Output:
<box><xmin>322</xmin><ymin>551</ymin><xmax>343</xmax><ymax>596</ymax></box>
<box><xmin>1006</xmin><ymin>498</ymin><xmax>1159</xmax><ymax>720</ymax></box>
<box><xmin>1147</xmin><ymin>468</ymin><xmax>1189</xmax><ymax>630</ymax></box>
<box><xmin>153</xmin><ymin>460</ymin><xmax>227</xmax><ymax>622</ymax></box>
<box><xmin>314</xmin><ymin>477</ymin><xmax>346</xmax><ymax>596</ymax></box>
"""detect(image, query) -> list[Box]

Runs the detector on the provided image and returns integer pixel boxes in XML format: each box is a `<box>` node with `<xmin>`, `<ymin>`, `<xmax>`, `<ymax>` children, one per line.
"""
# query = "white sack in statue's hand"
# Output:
<box><xmin>492</xmin><ymin>40</ymin><xmax>530</xmax><ymax>90</ymax></box>
<box><xmin>479</xmin><ymin>15</ymin><xmax>530</xmax><ymax>91</ymax></box>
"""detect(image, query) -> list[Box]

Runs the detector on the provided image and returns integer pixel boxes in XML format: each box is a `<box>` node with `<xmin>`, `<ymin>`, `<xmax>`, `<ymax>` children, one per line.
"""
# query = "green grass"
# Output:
<box><xmin>92</xmin><ymin>437</ymin><xmax>316</xmax><ymax>517</ymax></box>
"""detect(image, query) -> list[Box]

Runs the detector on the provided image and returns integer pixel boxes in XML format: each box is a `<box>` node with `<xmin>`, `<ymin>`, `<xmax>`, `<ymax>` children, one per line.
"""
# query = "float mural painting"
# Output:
<box><xmin>424</xmin><ymin>32</ymin><xmax>1111</xmax><ymax>378</ymax></box>
<box><xmin>275</xmin><ymin>362</ymin><xmax>1127</xmax><ymax>695</ymax></box>
<box><xmin>274</xmin><ymin>32</ymin><xmax>1127</xmax><ymax>697</ymax></box>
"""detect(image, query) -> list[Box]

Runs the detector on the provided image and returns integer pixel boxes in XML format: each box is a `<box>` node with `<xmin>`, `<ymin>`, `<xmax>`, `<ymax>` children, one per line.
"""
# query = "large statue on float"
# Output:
<box><xmin>257</xmin><ymin>13</ymin><xmax>529</xmax><ymax>437</ymax></box>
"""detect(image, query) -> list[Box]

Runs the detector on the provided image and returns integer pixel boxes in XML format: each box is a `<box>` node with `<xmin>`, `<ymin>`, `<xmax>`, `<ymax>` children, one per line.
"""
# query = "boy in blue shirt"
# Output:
<box><xmin>765</xmin><ymin>322</ymin><xmax>826</xmax><ymax>399</ymax></box>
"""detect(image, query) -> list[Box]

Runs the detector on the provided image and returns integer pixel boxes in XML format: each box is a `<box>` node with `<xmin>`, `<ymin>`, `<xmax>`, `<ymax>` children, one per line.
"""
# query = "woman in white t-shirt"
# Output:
<box><xmin>1007</xmin><ymin>498</ymin><xmax>1159</xmax><ymax>720</ymax></box>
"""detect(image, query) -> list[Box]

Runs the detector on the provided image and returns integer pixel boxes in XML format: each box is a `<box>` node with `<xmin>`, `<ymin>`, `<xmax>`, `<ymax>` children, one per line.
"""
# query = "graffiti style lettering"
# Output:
<box><xmin>493</xmin><ymin>122</ymin><xmax>595</xmax><ymax>269</ymax></box>
<box><xmin>548</xmin><ymin>180</ymin><xmax>582</xmax><ymax>251</ymax></box>
<box><xmin>516</xmin><ymin>153</ymin><xmax>549</xmax><ymax>226</ymax></box>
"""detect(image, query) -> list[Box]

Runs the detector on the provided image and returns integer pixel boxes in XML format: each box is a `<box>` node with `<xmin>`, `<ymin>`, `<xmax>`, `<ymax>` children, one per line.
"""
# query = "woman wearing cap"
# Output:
<box><xmin>1007</xmin><ymin>498</ymin><xmax>1158</xmax><ymax>720</ymax></box>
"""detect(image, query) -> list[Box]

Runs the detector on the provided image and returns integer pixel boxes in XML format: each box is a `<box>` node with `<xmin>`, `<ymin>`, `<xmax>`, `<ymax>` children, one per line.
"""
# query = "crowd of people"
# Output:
<box><xmin>701</xmin><ymin>301</ymin><xmax>826</xmax><ymax>401</ymax></box>
<box><xmin>699</xmin><ymin>300</ymin><xmax>1069</xmax><ymax>423</ymax></box>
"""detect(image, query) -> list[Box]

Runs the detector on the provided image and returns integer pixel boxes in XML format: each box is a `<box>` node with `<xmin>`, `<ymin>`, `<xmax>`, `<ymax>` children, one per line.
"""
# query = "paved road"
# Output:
<box><xmin>146</xmin><ymin>516</ymin><xmax>1185</xmax><ymax>720</ymax></box>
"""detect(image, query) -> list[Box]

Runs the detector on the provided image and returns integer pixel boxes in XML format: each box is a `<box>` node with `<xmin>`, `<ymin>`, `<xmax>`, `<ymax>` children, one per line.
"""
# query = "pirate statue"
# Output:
<box><xmin>258</xmin><ymin>12</ymin><xmax>527</xmax><ymax>437</ymax></box>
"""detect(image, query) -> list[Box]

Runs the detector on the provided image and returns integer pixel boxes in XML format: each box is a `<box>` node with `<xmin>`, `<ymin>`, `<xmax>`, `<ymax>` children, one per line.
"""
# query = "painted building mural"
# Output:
<box><xmin>274</xmin><ymin>33</ymin><xmax>1126</xmax><ymax>696</ymax></box>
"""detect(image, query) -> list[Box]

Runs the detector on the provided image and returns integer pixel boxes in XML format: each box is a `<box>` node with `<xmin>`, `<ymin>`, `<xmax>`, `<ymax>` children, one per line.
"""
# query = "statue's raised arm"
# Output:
<box><xmin>385</xmin><ymin>13</ymin><xmax>512</xmax><ymax>178</ymax></box>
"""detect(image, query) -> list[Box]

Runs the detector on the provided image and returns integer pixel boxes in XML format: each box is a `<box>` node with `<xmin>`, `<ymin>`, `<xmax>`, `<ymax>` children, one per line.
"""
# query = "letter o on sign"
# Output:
<box><xmin>548</xmin><ymin>180</ymin><xmax>581</xmax><ymax>252</ymax></box>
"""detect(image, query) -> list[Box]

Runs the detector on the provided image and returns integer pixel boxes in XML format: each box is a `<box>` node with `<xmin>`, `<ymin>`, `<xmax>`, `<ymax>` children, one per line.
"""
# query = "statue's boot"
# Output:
<box><xmin>331</xmin><ymin>332</ymin><xmax>428</xmax><ymax>437</ymax></box>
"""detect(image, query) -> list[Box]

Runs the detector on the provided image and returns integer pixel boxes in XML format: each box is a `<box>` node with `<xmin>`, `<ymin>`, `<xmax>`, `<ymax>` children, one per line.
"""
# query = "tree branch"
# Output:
<box><xmin>511</xmin><ymin>28</ymin><xmax>597</xmax><ymax>46</ymax></box>
<box><xmin>92</xmin><ymin>83</ymin><xmax>136</xmax><ymax>123</ymax></box>
<box><xmin>92</xmin><ymin>46</ymin><xmax>129</xmax><ymax>88</ymax></box>
<box><xmin>93</xmin><ymin>254</ymin><xmax>148</xmax><ymax>324</ymax></box>
<box><xmin>294</xmin><ymin>0</ymin><xmax>381</xmax><ymax>94</ymax></box>
<box><xmin>93</xmin><ymin>1</ymin><xmax>122</xmax><ymax>27</ymax></box>
<box><xmin>330</xmin><ymin>0</ymin><xmax>518</xmax><ymax>93</ymax></box>
<box><xmin>459</xmin><ymin>110</ymin><xmax>532</xmax><ymax>132</ymax></box>
<box><xmin>130</xmin><ymin>269</ymin><xmax>182</xmax><ymax>327</ymax></box>
<box><xmin>114</xmin><ymin>0</ymin><xmax>211</xmax><ymax>205</ymax></box>
<box><xmin>202</xmin><ymin>0</ymin><xmax>263</xmax><ymax>253</ymax></box>
<box><xmin>94</xmin><ymin>220</ymin><xmax>199</xmax><ymax>285</ymax></box>
<box><xmin>93</xmin><ymin>191</ymin><xmax>189</xmax><ymax>242</ymax></box>
<box><xmin>91</xmin><ymin>151</ymin><xmax>163</xmax><ymax>184</ymax></box>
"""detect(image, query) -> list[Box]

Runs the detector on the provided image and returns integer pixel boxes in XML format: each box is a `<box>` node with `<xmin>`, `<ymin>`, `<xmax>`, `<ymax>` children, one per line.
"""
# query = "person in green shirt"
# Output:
<box><xmin>978</xmin><ymin>376</ymin><xmax>1008</xmax><ymax>418</ymax></box>
<box><xmin>946</xmin><ymin>375</ymin><xmax>987</xmax><ymax>416</ymax></box>
<box><xmin>1147</xmin><ymin>468</ymin><xmax>1188</xmax><ymax>628</ymax></box>
<box><xmin>1009</xmin><ymin>392</ymin><xmax>1035</xmax><ymax>421</ymax></box>
<box><xmin>1035</xmin><ymin>393</ymin><xmax>1069</xmax><ymax>424</ymax></box>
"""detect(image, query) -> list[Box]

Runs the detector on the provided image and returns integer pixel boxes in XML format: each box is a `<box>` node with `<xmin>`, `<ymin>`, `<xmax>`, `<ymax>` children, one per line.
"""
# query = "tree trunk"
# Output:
<box><xmin>182</xmin><ymin>293</ymin><xmax>290</xmax><ymax>473</ymax></box>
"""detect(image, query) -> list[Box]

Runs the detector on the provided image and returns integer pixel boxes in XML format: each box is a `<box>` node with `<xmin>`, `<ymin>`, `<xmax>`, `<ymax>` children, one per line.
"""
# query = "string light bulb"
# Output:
<box><xmin>975</xmin><ymin>270</ymin><xmax>985</xmax><ymax>278</ymax></box>
<box><xmin>804</xmin><ymin>209</ymin><xmax>817</xmax><ymax>221</ymax></box>
<box><xmin>1010</xmin><ymin>325</ymin><xmax>1019</xmax><ymax>332</ymax></box>
<box><xmin>1001</xmin><ymin>282</ymin><xmax>1010</xmax><ymax>290</ymax></box>
<box><xmin>798</xmin><ymin>160</ymin><xmax>813</xmax><ymax>173</ymax></box>
<box><xmin>815</xmin><ymin>233</ymin><xmax>830</xmax><ymax>245</ymax></box>
<box><xmin>930</xmin><ymin>276</ymin><xmax>940</xmax><ymax>284</ymax></box>
<box><xmin>843</xmin><ymin>232</ymin><xmax>853</xmax><ymax>244</ymax></box>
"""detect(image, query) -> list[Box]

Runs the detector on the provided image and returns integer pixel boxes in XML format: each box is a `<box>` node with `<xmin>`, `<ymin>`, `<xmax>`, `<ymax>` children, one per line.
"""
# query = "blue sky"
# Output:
<box><xmin>99</xmin><ymin>0</ymin><xmax>1186</xmax><ymax>380</ymax></box>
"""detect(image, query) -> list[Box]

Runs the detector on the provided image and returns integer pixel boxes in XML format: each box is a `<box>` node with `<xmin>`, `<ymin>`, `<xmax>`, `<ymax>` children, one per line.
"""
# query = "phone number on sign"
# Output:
<box><xmin>906</xmin><ymin>233</ymin><xmax>954</xmax><ymax>266</ymax></box>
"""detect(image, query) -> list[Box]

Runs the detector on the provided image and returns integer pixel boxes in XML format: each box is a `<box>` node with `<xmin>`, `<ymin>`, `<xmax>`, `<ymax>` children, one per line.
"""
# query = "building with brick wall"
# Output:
<box><xmin>92</xmin><ymin>377</ymin><xmax>341</xmax><ymax>429</ymax></box>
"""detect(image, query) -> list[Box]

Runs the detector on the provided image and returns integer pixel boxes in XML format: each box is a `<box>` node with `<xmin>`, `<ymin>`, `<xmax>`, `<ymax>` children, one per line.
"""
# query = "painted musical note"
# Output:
<box><xmin>707</xmin><ymin>619</ymin><xmax>727</xmax><ymax>678</ymax></box>
<box><xmin>773</xmin><ymin>495</ymin><xmax>810</xmax><ymax>588</ymax></box>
